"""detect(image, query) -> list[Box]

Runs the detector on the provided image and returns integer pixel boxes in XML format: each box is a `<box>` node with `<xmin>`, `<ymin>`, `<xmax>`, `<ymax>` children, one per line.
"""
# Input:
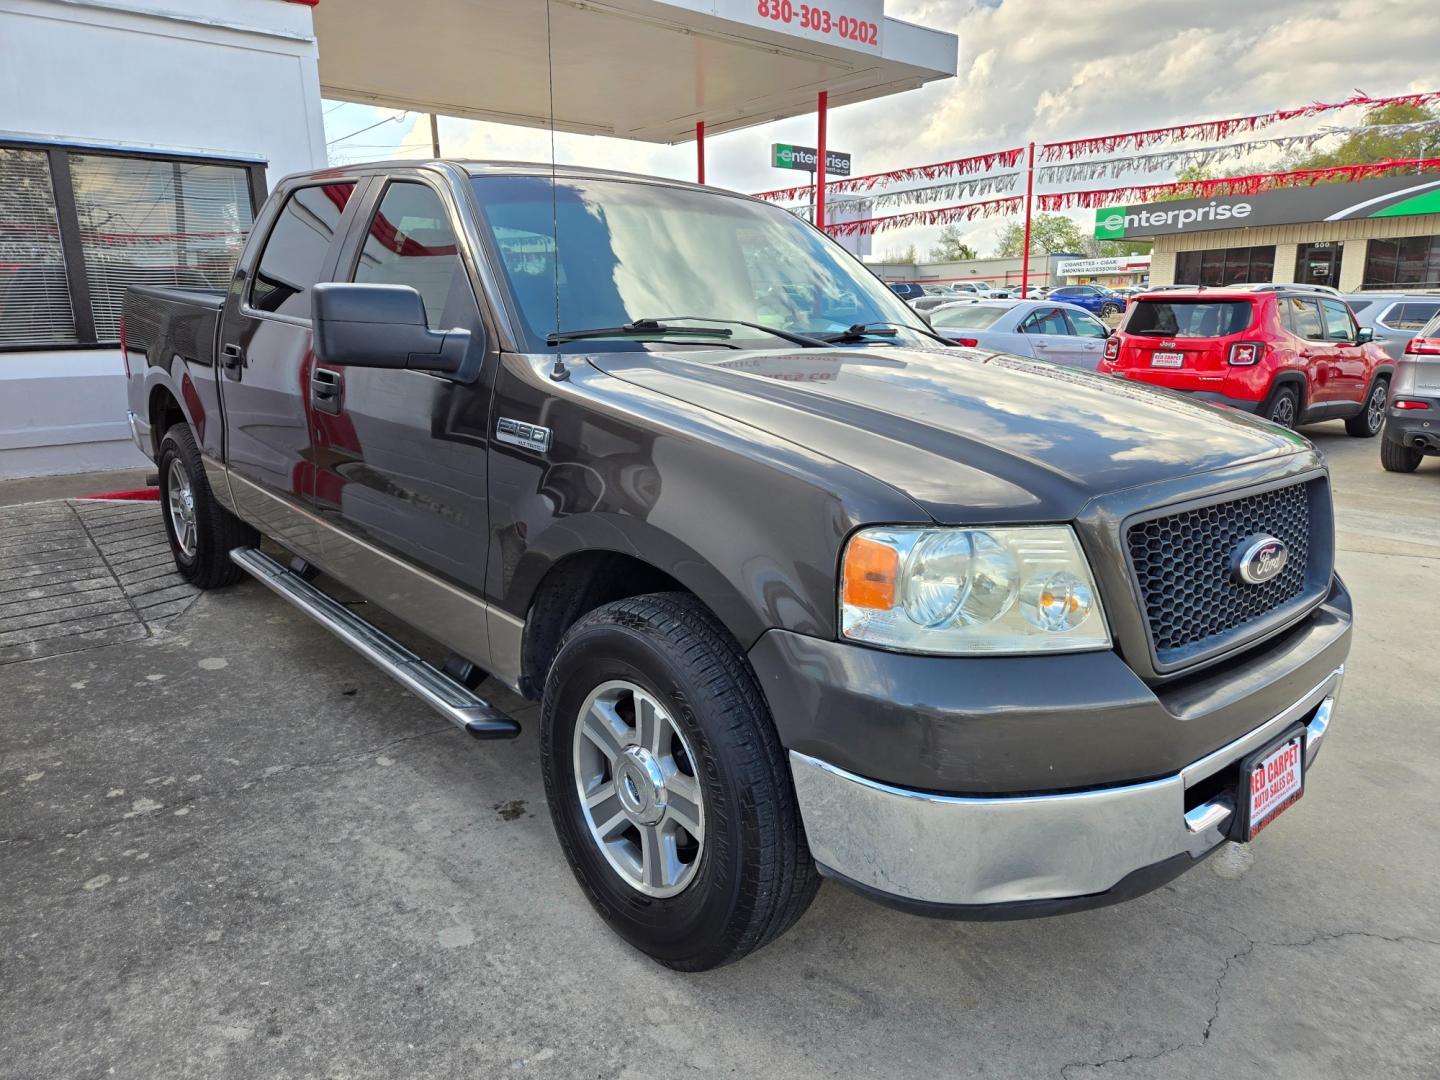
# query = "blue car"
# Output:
<box><xmin>887</xmin><ymin>282</ymin><xmax>926</xmax><ymax>301</ymax></box>
<box><xmin>1045</xmin><ymin>284</ymin><xmax>1127</xmax><ymax>318</ymax></box>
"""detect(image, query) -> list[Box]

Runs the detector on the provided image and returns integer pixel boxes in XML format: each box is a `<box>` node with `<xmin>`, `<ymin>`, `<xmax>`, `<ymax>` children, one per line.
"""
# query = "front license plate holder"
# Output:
<box><xmin>1150</xmin><ymin>351</ymin><xmax>1184</xmax><ymax>368</ymax></box>
<box><xmin>1234</xmin><ymin>725</ymin><xmax>1306</xmax><ymax>841</ymax></box>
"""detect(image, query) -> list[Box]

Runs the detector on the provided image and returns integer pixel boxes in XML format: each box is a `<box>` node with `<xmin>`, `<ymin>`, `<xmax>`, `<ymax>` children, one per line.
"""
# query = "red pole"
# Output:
<box><xmin>815</xmin><ymin>90</ymin><xmax>828</xmax><ymax>231</ymax></box>
<box><xmin>696</xmin><ymin>121</ymin><xmax>705</xmax><ymax>184</ymax></box>
<box><xmin>1020</xmin><ymin>142</ymin><xmax>1035</xmax><ymax>298</ymax></box>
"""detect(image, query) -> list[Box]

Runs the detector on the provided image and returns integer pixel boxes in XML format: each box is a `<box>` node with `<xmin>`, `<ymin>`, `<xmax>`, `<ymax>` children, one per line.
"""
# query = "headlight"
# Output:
<box><xmin>840</xmin><ymin>525</ymin><xmax>1110</xmax><ymax>655</ymax></box>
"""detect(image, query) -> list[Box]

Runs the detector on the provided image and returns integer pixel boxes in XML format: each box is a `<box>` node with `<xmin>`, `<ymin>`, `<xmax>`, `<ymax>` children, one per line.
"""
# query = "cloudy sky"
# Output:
<box><xmin>322</xmin><ymin>0</ymin><xmax>1440</xmax><ymax>258</ymax></box>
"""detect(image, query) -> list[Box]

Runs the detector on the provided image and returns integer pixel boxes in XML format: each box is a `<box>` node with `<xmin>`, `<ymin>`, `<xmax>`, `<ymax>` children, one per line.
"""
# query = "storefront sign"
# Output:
<box><xmin>772</xmin><ymin>143</ymin><xmax>853</xmax><ymax>176</ymax></box>
<box><xmin>1056</xmin><ymin>256</ymin><xmax>1152</xmax><ymax>277</ymax></box>
<box><xmin>716</xmin><ymin>1</ymin><xmax>885</xmax><ymax>55</ymax></box>
<box><xmin>1094</xmin><ymin>174</ymin><xmax>1440</xmax><ymax>239</ymax></box>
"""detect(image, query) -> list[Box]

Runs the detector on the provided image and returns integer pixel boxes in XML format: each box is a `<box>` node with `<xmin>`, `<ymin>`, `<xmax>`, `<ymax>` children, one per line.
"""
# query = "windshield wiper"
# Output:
<box><xmin>816</xmin><ymin>320</ymin><xmax>955</xmax><ymax>347</ymax></box>
<box><xmin>547</xmin><ymin>316</ymin><xmax>832</xmax><ymax>349</ymax></box>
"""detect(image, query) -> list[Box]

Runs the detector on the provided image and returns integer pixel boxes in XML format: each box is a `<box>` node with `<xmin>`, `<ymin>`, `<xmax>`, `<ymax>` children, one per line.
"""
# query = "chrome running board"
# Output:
<box><xmin>230</xmin><ymin>547</ymin><xmax>520</xmax><ymax>739</ymax></box>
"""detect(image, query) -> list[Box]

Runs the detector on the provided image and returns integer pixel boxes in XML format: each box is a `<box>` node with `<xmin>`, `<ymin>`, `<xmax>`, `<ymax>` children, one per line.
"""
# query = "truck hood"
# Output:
<box><xmin>589</xmin><ymin>346</ymin><xmax>1308</xmax><ymax>523</ymax></box>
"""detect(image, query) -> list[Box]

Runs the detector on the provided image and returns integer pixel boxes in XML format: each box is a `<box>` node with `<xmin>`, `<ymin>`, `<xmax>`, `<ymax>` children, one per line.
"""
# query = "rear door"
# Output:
<box><xmin>1320</xmin><ymin>298</ymin><xmax>1367</xmax><ymax>403</ymax></box>
<box><xmin>311</xmin><ymin>172</ymin><xmax>493</xmax><ymax>598</ymax></box>
<box><xmin>1018</xmin><ymin>305</ymin><xmax>1087</xmax><ymax>364</ymax></box>
<box><xmin>219</xmin><ymin>178</ymin><xmax>363</xmax><ymax>527</ymax></box>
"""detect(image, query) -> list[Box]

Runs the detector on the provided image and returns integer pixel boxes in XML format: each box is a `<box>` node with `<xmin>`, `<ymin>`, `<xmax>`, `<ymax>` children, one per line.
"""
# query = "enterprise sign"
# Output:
<box><xmin>771</xmin><ymin>143</ymin><xmax>853</xmax><ymax>176</ymax></box>
<box><xmin>1094</xmin><ymin>174</ymin><xmax>1440</xmax><ymax>239</ymax></box>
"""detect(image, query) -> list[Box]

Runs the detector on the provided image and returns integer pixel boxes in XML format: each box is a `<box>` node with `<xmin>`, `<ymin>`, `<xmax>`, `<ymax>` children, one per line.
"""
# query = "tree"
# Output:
<box><xmin>928</xmin><ymin>224</ymin><xmax>976</xmax><ymax>262</ymax></box>
<box><xmin>879</xmin><ymin>243</ymin><xmax>918</xmax><ymax>264</ymax></box>
<box><xmin>1082</xmin><ymin>237</ymin><xmax>1153</xmax><ymax>258</ymax></box>
<box><xmin>992</xmin><ymin>214</ymin><xmax>1088</xmax><ymax>257</ymax></box>
<box><xmin>1286</xmin><ymin>103</ymin><xmax>1440</xmax><ymax>173</ymax></box>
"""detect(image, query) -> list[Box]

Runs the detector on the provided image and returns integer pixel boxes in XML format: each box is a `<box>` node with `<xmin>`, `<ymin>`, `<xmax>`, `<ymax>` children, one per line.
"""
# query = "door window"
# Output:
<box><xmin>1065</xmin><ymin>311</ymin><xmax>1110</xmax><ymax>338</ymax></box>
<box><xmin>1379</xmin><ymin>301</ymin><xmax>1440</xmax><ymax>330</ymax></box>
<box><xmin>353</xmin><ymin>182</ymin><xmax>470</xmax><ymax>328</ymax></box>
<box><xmin>1281</xmin><ymin>297</ymin><xmax>1327</xmax><ymax>341</ymax></box>
<box><xmin>249</xmin><ymin>183</ymin><xmax>356</xmax><ymax>318</ymax></box>
<box><xmin>1019</xmin><ymin>308</ymin><xmax>1070</xmax><ymax>335</ymax></box>
<box><xmin>1319</xmin><ymin>299</ymin><xmax>1356</xmax><ymax>342</ymax></box>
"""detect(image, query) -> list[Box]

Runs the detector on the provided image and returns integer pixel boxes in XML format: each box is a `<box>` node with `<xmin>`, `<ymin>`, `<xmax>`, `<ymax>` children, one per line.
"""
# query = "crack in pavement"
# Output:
<box><xmin>1058</xmin><ymin>929</ymin><xmax>1440</xmax><ymax>1077</ymax></box>
<box><xmin>0</xmin><ymin>725</ymin><xmax>454</xmax><ymax>847</ymax></box>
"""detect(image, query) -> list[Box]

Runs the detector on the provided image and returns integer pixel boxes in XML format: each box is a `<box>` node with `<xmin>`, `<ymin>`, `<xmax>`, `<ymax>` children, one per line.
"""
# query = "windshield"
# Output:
<box><xmin>470</xmin><ymin>176</ymin><xmax>932</xmax><ymax>352</ymax></box>
<box><xmin>1126</xmin><ymin>299</ymin><xmax>1255</xmax><ymax>338</ymax></box>
<box><xmin>931</xmin><ymin>304</ymin><xmax>1009</xmax><ymax>329</ymax></box>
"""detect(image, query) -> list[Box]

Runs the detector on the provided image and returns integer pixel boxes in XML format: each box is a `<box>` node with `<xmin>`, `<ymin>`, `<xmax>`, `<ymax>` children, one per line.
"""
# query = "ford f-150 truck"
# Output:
<box><xmin>123</xmin><ymin>161</ymin><xmax>1352</xmax><ymax>970</ymax></box>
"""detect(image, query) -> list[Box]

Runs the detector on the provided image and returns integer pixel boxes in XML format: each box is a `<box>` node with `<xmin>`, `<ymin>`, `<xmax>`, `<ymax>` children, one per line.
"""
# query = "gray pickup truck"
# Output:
<box><xmin>123</xmin><ymin>161</ymin><xmax>1352</xmax><ymax>970</ymax></box>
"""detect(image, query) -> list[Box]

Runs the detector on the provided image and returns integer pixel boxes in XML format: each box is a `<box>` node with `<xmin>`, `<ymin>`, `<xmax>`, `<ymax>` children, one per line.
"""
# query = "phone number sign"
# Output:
<box><xmin>716</xmin><ymin>0</ymin><xmax>885</xmax><ymax>55</ymax></box>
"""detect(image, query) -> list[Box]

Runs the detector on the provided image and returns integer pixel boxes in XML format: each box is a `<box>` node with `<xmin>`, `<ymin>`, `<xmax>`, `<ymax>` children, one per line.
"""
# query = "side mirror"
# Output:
<box><xmin>1356</xmin><ymin>326</ymin><xmax>1374</xmax><ymax>344</ymax></box>
<box><xmin>312</xmin><ymin>283</ymin><xmax>483</xmax><ymax>382</ymax></box>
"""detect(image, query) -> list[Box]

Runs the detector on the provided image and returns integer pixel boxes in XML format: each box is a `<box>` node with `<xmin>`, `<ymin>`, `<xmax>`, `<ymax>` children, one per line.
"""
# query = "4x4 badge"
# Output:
<box><xmin>1233</xmin><ymin>535</ymin><xmax>1289</xmax><ymax>585</ymax></box>
<box><xmin>496</xmin><ymin>417</ymin><xmax>551</xmax><ymax>453</ymax></box>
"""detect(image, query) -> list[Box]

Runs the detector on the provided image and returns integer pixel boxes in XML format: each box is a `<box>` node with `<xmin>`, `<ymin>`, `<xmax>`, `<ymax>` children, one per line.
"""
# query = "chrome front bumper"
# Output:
<box><xmin>790</xmin><ymin>665</ymin><xmax>1343</xmax><ymax>911</ymax></box>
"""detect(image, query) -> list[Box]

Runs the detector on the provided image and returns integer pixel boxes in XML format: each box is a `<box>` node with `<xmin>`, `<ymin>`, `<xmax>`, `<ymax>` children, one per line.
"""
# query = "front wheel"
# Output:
<box><xmin>1345</xmin><ymin>378</ymin><xmax>1387</xmax><ymax>437</ymax></box>
<box><xmin>540</xmin><ymin>593</ymin><xmax>819</xmax><ymax>971</ymax></box>
<box><xmin>158</xmin><ymin>424</ymin><xmax>257</xmax><ymax>588</ymax></box>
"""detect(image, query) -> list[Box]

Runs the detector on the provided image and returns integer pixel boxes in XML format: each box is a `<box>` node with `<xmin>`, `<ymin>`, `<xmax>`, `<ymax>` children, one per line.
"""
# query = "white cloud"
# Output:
<box><xmin>323</xmin><ymin>0</ymin><xmax>1440</xmax><ymax>257</ymax></box>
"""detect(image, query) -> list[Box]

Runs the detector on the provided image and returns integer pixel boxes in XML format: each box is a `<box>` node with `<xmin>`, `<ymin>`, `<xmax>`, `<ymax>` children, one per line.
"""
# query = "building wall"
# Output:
<box><xmin>867</xmin><ymin>253</ymin><xmax>1076</xmax><ymax>288</ymax></box>
<box><xmin>0</xmin><ymin>0</ymin><xmax>325</xmax><ymax>479</ymax></box>
<box><xmin>1150</xmin><ymin>214</ymin><xmax>1440</xmax><ymax>290</ymax></box>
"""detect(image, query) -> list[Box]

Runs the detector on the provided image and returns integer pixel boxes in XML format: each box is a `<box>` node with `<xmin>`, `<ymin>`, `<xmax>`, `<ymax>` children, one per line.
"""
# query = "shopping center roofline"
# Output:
<box><xmin>312</xmin><ymin>0</ymin><xmax>959</xmax><ymax>144</ymax></box>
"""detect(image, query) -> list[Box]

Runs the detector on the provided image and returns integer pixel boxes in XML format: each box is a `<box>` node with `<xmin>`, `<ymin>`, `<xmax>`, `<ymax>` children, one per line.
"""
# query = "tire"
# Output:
<box><xmin>1345</xmin><ymin>377</ymin><xmax>1388</xmax><ymax>437</ymax></box>
<box><xmin>1380</xmin><ymin>431</ymin><xmax>1424</xmax><ymax>473</ymax></box>
<box><xmin>540</xmin><ymin>592</ymin><xmax>819</xmax><ymax>971</ymax></box>
<box><xmin>1100</xmin><ymin>302</ymin><xmax>1121</xmax><ymax>318</ymax></box>
<box><xmin>157</xmin><ymin>424</ymin><xmax>258</xmax><ymax>589</ymax></box>
<box><xmin>1261</xmin><ymin>384</ymin><xmax>1300</xmax><ymax>429</ymax></box>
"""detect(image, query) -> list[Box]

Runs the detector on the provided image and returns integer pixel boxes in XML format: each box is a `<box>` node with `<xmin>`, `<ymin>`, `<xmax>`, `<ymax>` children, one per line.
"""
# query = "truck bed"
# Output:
<box><xmin>123</xmin><ymin>285</ymin><xmax>226</xmax><ymax>370</ymax></box>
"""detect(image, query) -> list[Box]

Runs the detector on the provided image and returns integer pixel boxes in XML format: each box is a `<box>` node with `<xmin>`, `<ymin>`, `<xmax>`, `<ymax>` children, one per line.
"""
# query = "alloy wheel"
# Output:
<box><xmin>1271</xmin><ymin>394</ymin><xmax>1296</xmax><ymax>428</ymax></box>
<box><xmin>166</xmin><ymin>458</ymin><xmax>198</xmax><ymax>558</ymax></box>
<box><xmin>572</xmin><ymin>680</ymin><xmax>705</xmax><ymax>898</ymax></box>
<box><xmin>1367</xmin><ymin>382</ymin><xmax>1387</xmax><ymax>433</ymax></box>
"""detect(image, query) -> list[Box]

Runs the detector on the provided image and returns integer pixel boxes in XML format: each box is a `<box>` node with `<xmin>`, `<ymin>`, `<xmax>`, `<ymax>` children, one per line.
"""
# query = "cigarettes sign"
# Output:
<box><xmin>771</xmin><ymin>143</ymin><xmax>853</xmax><ymax>176</ymax></box>
<box><xmin>1094</xmin><ymin>174</ymin><xmax>1440</xmax><ymax>239</ymax></box>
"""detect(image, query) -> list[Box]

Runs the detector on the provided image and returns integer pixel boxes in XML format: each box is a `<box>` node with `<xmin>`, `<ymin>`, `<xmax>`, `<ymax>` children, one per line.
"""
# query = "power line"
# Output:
<box><xmin>326</xmin><ymin>112</ymin><xmax>410</xmax><ymax>145</ymax></box>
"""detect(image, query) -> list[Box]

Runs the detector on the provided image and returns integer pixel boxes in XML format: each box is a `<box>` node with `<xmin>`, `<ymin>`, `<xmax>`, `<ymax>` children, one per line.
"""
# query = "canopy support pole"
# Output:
<box><xmin>696</xmin><ymin>120</ymin><xmax>705</xmax><ymax>184</ymax></box>
<box><xmin>815</xmin><ymin>90</ymin><xmax>829</xmax><ymax>230</ymax></box>
<box><xmin>1021</xmin><ymin>141</ymin><xmax>1035</xmax><ymax>298</ymax></box>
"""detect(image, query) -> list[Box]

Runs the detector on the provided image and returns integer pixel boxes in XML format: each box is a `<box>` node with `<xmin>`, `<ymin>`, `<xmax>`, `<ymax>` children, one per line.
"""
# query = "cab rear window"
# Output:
<box><xmin>1126</xmin><ymin>300</ymin><xmax>1253</xmax><ymax>338</ymax></box>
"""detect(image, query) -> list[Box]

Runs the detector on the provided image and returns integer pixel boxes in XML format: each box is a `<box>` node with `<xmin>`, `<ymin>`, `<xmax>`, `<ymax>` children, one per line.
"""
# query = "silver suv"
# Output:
<box><xmin>1380</xmin><ymin>308</ymin><xmax>1440</xmax><ymax>472</ymax></box>
<box><xmin>1345</xmin><ymin>293</ymin><xmax>1440</xmax><ymax>361</ymax></box>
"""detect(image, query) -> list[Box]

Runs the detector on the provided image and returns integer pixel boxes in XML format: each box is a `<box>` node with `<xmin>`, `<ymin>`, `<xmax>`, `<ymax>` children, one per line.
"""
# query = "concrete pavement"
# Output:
<box><xmin>1</xmin><ymin>426</ymin><xmax>1437</xmax><ymax>1079</ymax></box>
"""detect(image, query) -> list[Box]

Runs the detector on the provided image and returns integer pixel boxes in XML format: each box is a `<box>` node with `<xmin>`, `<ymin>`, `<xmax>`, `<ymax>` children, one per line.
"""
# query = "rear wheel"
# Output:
<box><xmin>1100</xmin><ymin>301</ymin><xmax>1121</xmax><ymax>318</ymax></box>
<box><xmin>158</xmin><ymin>424</ymin><xmax>257</xmax><ymax>588</ymax></box>
<box><xmin>1345</xmin><ymin>378</ymin><xmax>1387</xmax><ymax>437</ymax></box>
<box><xmin>1380</xmin><ymin>432</ymin><xmax>1424</xmax><ymax>473</ymax></box>
<box><xmin>1261</xmin><ymin>384</ymin><xmax>1300</xmax><ymax>429</ymax></box>
<box><xmin>540</xmin><ymin>592</ymin><xmax>819</xmax><ymax>970</ymax></box>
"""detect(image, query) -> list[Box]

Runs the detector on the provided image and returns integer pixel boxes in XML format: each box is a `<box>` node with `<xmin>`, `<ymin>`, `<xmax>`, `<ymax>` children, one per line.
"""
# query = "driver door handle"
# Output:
<box><xmin>311</xmin><ymin>367</ymin><xmax>342</xmax><ymax>414</ymax></box>
<box><xmin>220</xmin><ymin>343</ymin><xmax>244</xmax><ymax>370</ymax></box>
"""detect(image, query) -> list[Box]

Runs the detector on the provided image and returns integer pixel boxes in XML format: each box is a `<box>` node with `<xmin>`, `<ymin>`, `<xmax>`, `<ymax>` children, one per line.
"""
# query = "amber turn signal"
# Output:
<box><xmin>842</xmin><ymin>534</ymin><xmax>899</xmax><ymax>610</ymax></box>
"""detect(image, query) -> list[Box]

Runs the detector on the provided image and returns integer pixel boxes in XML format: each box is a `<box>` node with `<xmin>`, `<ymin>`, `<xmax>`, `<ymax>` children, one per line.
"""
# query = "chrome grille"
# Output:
<box><xmin>1127</xmin><ymin>479</ymin><xmax>1325</xmax><ymax>668</ymax></box>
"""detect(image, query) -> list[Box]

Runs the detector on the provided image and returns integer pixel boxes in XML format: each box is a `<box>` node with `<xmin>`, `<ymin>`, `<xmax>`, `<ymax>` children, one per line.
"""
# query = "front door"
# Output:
<box><xmin>1295</xmin><ymin>242</ymin><xmax>1344</xmax><ymax>290</ymax></box>
<box><xmin>1019</xmin><ymin>305</ymin><xmax>1090</xmax><ymax>366</ymax></box>
<box><xmin>218</xmin><ymin>180</ymin><xmax>361</xmax><ymax>544</ymax></box>
<box><xmin>1320</xmin><ymin>298</ymin><xmax>1369</xmax><ymax>404</ymax></box>
<box><xmin>311</xmin><ymin>175</ymin><xmax>493</xmax><ymax>604</ymax></box>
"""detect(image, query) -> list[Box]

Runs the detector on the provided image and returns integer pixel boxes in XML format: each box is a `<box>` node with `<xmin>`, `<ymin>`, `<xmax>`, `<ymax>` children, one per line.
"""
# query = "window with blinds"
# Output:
<box><xmin>71</xmin><ymin>155</ymin><xmax>255</xmax><ymax>341</ymax></box>
<box><xmin>0</xmin><ymin>149</ymin><xmax>78</xmax><ymax>347</ymax></box>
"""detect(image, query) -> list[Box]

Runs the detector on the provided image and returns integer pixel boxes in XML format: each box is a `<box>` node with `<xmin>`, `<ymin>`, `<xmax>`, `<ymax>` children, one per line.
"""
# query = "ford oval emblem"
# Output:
<box><xmin>1234</xmin><ymin>536</ymin><xmax>1289</xmax><ymax>585</ymax></box>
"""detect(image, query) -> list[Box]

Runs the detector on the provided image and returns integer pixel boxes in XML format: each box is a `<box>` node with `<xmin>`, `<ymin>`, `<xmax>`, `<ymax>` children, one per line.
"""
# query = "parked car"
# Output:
<box><xmin>123</xmin><ymin>160</ymin><xmax>1351</xmax><ymax>970</ymax></box>
<box><xmin>1046</xmin><ymin>284</ymin><xmax>1128</xmax><ymax>318</ymax></box>
<box><xmin>887</xmin><ymin>281</ymin><xmax>925</xmax><ymax>301</ymax></box>
<box><xmin>1379</xmin><ymin>308</ymin><xmax>1440</xmax><ymax>472</ymax></box>
<box><xmin>930</xmin><ymin>299</ymin><xmax>1113</xmax><ymax>369</ymax></box>
<box><xmin>1100</xmin><ymin>288</ymin><xmax>1392</xmax><ymax>433</ymax></box>
<box><xmin>1343</xmin><ymin>292</ymin><xmax>1440</xmax><ymax>361</ymax></box>
<box><xmin>911</xmin><ymin>294</ymin><xmax>967</xmax><ymax>314</ymax></box>
<box><xmin>922</xmin><ymin>283</ymin><xmax>957</xmax><ymax>297</ymax></box>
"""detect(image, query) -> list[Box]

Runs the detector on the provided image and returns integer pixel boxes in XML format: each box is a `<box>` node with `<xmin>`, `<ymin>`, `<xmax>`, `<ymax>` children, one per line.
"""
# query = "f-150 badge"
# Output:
<box><xmin>496</xmin><ymin>417</ymin><xmax>551</xmax><ymax>453</ymax></box>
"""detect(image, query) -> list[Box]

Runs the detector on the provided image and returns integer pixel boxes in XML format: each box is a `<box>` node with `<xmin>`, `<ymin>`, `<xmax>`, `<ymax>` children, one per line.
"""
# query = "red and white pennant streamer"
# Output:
<box><xmin>751</xmin><ymin>147</ymin><xmax>1025</xmax><ymax>203</ymax></box>
<box><xmin>822</xmin><ymin>197</ymin><xmax>1026</xmax><ymax>237</ymax></box>
<box><xmin>1040</xmin><ymin>91</ymin><xmax>1440</xmax><ymax>162</ymax></box>
<box><xmin>1037</xmin><ymin>158</ymin><xmax>1440</xmax><ymax>209</ymax></box>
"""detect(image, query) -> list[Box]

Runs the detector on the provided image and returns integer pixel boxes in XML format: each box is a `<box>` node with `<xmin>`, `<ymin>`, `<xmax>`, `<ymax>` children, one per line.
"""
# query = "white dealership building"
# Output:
<box><xmin>0</xmin><ymin>0</ymin><xmax>957</xmax><ymax>478</ymax></box>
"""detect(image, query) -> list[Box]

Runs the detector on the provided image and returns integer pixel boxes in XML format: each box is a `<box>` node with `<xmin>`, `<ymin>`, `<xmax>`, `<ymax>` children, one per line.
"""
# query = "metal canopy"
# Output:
<box><xmin>313</xmin><ymin>0</ymin><xmax>957</xmax><ymax>143</ymax></box>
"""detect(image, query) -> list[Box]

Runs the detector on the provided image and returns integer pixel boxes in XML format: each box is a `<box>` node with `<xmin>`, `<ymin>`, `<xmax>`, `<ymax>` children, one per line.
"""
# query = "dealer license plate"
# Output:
<box><xmin>1150</xmin><ymin>351</ymin><xmax>1184</xmax><ymax>368</ymax></box>
<box><xmin>1243</xmin><ymin>732</ymin><xmax>1305</xmax><ymax>840</ymax></box>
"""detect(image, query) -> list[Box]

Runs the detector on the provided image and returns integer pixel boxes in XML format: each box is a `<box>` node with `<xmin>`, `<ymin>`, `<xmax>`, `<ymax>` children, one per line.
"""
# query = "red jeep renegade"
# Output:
<box><xmin>1099</xmin><ymin>287</ymin><xmax>1392</xmax><ymax>435</ymax></box>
